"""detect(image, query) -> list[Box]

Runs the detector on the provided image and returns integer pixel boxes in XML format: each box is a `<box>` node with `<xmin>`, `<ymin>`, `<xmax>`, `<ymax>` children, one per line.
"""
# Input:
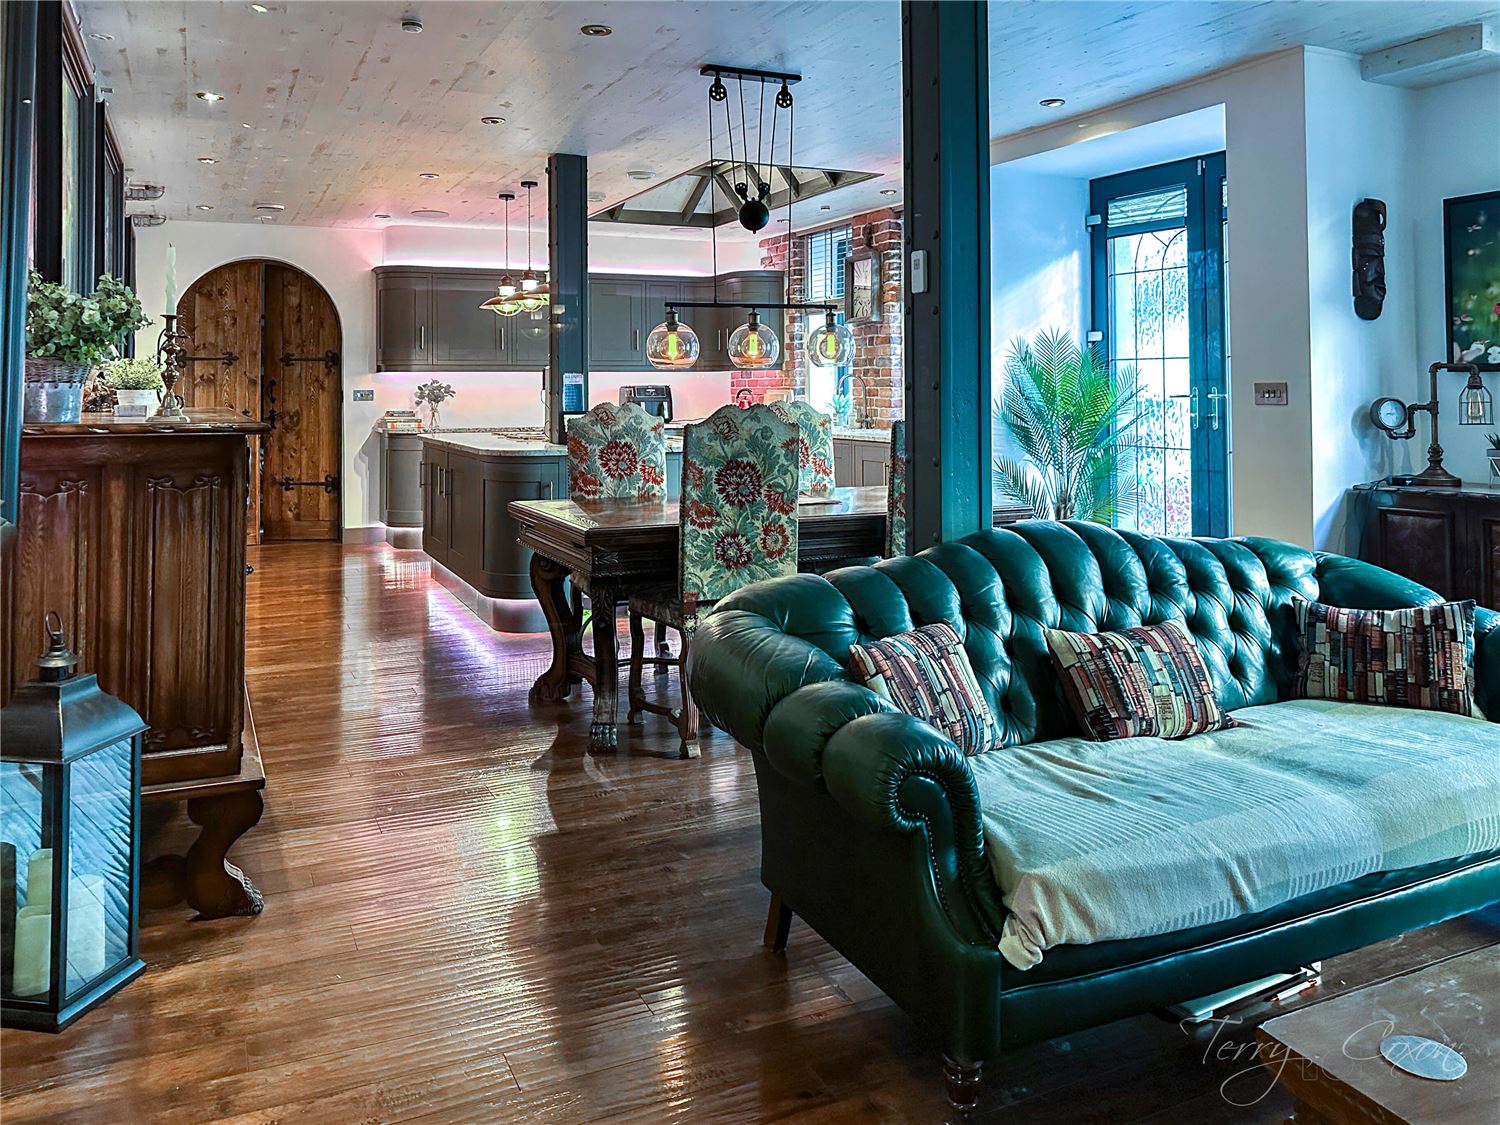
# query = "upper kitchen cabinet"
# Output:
<box><xmin>376</xmin><ymin>270</ymin><xmax>433</xmax><ymax>369</ymax></box>
<box><xmin>375</xmin><ymin>267</ymin><xmax>783</xmax><ymax>373</ymax></box>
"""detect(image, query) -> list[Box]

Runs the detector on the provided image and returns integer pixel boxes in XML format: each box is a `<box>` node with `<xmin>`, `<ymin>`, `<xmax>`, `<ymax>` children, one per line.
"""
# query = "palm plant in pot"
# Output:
<box><xmin>25</xmin><ymin>272</ymin><xmax>150</xmax><ymax>422</ymax></box>
<box><xmin>992</xmin><ymin>328</ymin><xmax>1141</xmax><ymax>523</ymax></box>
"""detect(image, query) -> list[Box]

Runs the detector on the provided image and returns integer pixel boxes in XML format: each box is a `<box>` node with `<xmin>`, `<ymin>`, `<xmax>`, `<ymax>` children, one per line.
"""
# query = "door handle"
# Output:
<box><xmin>633</xmin><ymin>327</ymin><xmax>640</xmax><ymax>351</ymax></box>
<box><xmin>1170</xmin><ymin>389</ymin><xmax>1200</xmax><ymax>429</ymax></box>
<box><xmin>419</xmin><ymin>325</ymin><xmax>426</xmax><ymax>352</ymax></box>
<box><xmin>1205</xmin><ymin>386</ymin><xmax>1228</xmax><ymax>431</ymax></box>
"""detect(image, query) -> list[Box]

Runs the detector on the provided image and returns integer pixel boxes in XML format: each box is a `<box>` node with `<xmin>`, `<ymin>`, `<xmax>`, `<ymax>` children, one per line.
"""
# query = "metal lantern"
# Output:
<box><xmin>1</xmin><ymin>615</ymin><xmax>146</xmax><ymax>1032</ymax></box>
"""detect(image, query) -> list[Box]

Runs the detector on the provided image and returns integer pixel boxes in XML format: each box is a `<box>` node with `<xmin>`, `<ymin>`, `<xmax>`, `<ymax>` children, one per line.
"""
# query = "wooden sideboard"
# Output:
<box><xmin>5</xmin><ymin>410</ymin><xmax>271</xmax><ymax>917</ymax></box>
<box><xmin>1354</xmin><ymin>482</ymin><xmax>1499</xmax><ymax>610</ymax></box>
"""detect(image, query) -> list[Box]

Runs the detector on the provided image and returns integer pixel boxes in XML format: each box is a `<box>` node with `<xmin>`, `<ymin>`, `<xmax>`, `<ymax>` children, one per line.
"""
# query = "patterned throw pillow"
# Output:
<box><xmin>1045</xmin><ymin>619</ymin><xmax>1234</xmax><ymax>741</ymax></box>
<box><xmin>1292</xmin><ymin>597</ymin><xmax>1476</xmax><ymax>715</ymax></box>
<box><xmin>847</xmin><ymin>623</ymin><xmax>1002</xmax><ymax>756</ymax></box>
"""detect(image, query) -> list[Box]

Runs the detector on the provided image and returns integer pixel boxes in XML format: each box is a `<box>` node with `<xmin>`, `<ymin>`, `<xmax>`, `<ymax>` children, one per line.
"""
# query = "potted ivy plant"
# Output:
<box><xmin>25</xmin><ymin>271</ymin><xmax>150</xmax><ymax>423</ymax></box>
<box><xmin>101</xmin><ymin>356</ymin><xmax>167</xmax><ymax>418</ymax></box>
<box><xmin>414</xmin><ymin>379</ymin><xmax>456</xmax><ymax>431</ymax></box>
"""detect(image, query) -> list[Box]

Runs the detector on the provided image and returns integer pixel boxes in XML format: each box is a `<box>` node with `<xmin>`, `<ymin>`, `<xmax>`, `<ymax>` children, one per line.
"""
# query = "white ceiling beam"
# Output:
<box><xmin>1360</xmin><ymin>23</ymin><xmax>1499</xmax><ymax>88</ymax></box>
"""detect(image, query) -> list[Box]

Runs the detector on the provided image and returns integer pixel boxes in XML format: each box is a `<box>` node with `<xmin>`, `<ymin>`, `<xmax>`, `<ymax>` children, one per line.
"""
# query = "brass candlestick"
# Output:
<box><xmin>154</xmin><ymin>314</ymin><xmax>190</xmax><ymax>421</ymax></box>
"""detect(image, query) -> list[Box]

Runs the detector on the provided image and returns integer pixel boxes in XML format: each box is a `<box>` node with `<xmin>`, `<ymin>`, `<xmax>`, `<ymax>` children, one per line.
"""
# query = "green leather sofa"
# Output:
<box><xmin>688</xmin><ymin>522</ymin><xmax>1500</xmax><ymax>1114</ymax></box>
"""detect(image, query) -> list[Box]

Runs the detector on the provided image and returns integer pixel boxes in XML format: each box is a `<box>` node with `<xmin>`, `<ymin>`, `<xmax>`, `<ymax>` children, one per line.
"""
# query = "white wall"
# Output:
<box><xmin>1304</xmin><ymin>51</ymin><xmax>1417</xmax><ymax>552</ymax></box>
<box><xmin>990</xmin><ymin>167</ymin><xmax>1090</xmax><ymax>358</ymax></box>
<box><xmin>1407</xmin><ymin>70</ymin><xmax>1500</xmax><ymax>485</ymax></box>
<box><xmin>133</xmin><ymin>220</ymin><xmax>757</xmax><ymax>532</ymax></box>
<box><xmin>992</xmin><ymin>50</ymin><xmax>1316</xmax><ymax>544</ymax></box>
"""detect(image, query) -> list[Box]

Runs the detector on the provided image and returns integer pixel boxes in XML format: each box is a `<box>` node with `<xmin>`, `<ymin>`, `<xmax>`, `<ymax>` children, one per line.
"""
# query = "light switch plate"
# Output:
<box><xmin>1253</xmin><ymin>381</ymin><xmax>1288</xmax><ymax>406</ymax></box>
<box><xmin>352</xmin><ymin>388</ymin><xmax>374</xmax><ymax>402</ymax></box>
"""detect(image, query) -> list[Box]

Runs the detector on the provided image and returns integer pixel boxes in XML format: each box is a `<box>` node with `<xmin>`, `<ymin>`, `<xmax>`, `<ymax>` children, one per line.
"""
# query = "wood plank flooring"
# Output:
<box><xmin>3</xmin><ymin>542</ymin><xmax>1496</xmax><ymax>1124</ymax></box>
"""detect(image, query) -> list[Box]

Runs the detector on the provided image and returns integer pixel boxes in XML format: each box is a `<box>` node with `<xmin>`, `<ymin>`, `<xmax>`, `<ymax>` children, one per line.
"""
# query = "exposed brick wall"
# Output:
<box><xmin>729</xmin><ymin>208</ymin><xmax>904</xmax><ymax>430</ymax></box>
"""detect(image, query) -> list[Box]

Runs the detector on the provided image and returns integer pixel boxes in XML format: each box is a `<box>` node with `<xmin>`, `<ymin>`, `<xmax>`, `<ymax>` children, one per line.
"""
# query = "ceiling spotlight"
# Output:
<box><xmin>579</xmin><ymin>24</ymin><xmax>613</xmax><ymax>37</ymax></box>
<box><xmin>419</xmin><ymin>172</ymin><xmax>440</xmax><ymax>180</ymax></box>
<box><xmin>196</xmin><ymin>91</ymin><xmax>224</xmax><ymax>103</ymax></box>
<box><xmin>196</xmin><ymin>204</ymin><xmax>214</xmax><ymax>211</ymax></box>
<box><xmin>879</xmin><ymin>188</ymin><xmax>897</xmax><ymax>196</ymax></box>
<box><xmin>411</xmin><ymin>209</ymin><xmax>449</xmax><ymax>218</ymax></box>
<box><xmin>130</xmin><ymin>214</ymin><xmax>167</xmax><ymax>228</ymax></box>
<box><xmin>1039</xmin><ymin>97</ymin><xmax>1067</xmax><ymax>108</ymax></box>
<box><xmin>373</xmin><ymin>212</ymin><xmax>391</xmax><ymax>219</ymax></box>
<box><xmin>481</xmin><ymin>116</ymin><xmax>505</xmax><ymax>125</ymax></box>
<box><xmin>626</xmin><ymin>169</ymin><xmax>655</xmax><ymax>181</ymax></box>
<box><xmin>240</xmin><ymin>121</ymin><xmax>253</xmax><ymax>129</ymax></box>
<box><xmin>197</xmin><ymin>156</ymin><xmax>217</xmax><ymax>165</ymax></box>
<box><xmin>254</xmin><ymin>202</ymin><xmax>285</xmax><ymax>212</ymax></box>
<box><xmin>819</xmin><ymin>205</ymin><xmax>831</xmax><ymax>211</ymax></box>
<box><xmin>249</xmin><ymin>2</ymin><xmax>271</xmax><ymax>11</ymax></box>
<box><xmin>88</xmin><ymin>32</ymin><xmax>114</xmax><ymax>41</ymax></box>
<box><xmin>400</xmin><ymin>16</ymin><xmax>423</xmax><ymax>34</ymax></box>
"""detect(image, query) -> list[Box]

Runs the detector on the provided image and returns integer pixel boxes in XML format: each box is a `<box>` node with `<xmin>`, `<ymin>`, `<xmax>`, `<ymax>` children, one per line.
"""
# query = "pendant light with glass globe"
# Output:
<box><xmin>480</xmin><ymin>192</ymin><xmax>522</xmax><ymax>316</ymax></box>
<box><xmin>518</xmin><ymin>180</ymin><xmax>549</xmax><ymax>313</ymax></box>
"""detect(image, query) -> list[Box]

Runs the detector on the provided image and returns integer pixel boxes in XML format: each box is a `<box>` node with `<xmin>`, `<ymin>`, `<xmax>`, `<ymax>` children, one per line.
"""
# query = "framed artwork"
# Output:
<box><xmin>1444</xmin><ymin>190</ymin><xmax>1500</xmax><ymax>371</ymax></box>
<box><xmin>844</xmin><ymin>250</ymin><xmax>880</xmax><ymax>324</ymax></box>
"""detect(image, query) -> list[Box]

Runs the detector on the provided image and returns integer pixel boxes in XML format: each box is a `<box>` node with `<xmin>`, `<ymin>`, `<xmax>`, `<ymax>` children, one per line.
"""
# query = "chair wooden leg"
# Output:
<box><xmin>626</xmin><ymin>612</ymin><xmax>647</xmax><ymax>724</ymax></box>
<box><xmin>653</xmin><ymin>621</ymin><xmax>672</xmax><ymax>676</ymax></box>
<box><xmin>763</xmin><ymin>893</ymin><xmax>793</xmax><ymax>953</ymax></box>
<box><xmin>941</xmin><ymin>1056</ymin><xmax>984</xmax><ymax>1116</ymax></box>
<box><xmin>676</xmin><ymin>626</ymin><xmax>700</xmax><ymax>759</ymax></box>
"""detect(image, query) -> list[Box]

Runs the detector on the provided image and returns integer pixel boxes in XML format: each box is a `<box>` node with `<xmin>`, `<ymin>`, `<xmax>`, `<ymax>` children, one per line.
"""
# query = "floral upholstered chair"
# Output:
<box><xmin>565</xmin><ymin>401</ymin><xmax>667</xmax><ymax>501</ymax></box>
<box><xmin>627</xmin><ymin>404</ymin><xmax>800</xmax><ymax>757</ymax></box>
<box><xmin>770</xmin><ymin>399</ymin><xmax>836</xmax><ymax>494</ymax></box>
<box><xmin>886</xmin><ymin>419</ymin><xmax>907</xmax><ymax>557</ymax></box>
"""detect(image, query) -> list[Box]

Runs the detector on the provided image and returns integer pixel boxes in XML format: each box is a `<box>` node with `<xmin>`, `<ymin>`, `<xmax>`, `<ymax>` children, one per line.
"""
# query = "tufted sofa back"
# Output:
<box><xmin>712</xmin><ymin>521</ymin><xmax>1331</xmax><ymax>747</ymax></box>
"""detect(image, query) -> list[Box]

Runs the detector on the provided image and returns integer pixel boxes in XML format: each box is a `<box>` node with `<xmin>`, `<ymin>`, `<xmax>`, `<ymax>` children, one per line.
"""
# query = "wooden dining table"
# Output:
<box><xmin>510</xmin><ymin>486</ymin><xmax>1031</xmax><ymax>751</ymax></box>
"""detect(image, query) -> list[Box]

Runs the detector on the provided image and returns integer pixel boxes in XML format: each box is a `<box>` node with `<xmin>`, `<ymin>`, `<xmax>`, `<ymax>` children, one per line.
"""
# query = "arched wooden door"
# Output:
<box><xmin>177</xmin><ymin>261</ymin><xmax>342</xmax><ymax>542</ymax></box>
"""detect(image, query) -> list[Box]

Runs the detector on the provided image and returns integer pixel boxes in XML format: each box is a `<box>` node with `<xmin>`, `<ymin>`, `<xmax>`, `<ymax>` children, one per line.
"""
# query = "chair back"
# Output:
<box><xmin>679</xmin><ymin>404</ymin><xmax>800</xmax><ymax>604</ymax></box>
<box><xmin>771</xmin><ymin>399</ymin><xmax>835</xmax><ymax>494</ymax></box>
<box><xmin>566</xmin><ymin>401</ymin><xmax>667</xmax><ymax>500</ymax></box>
<box><xmin>886</xmin><ymin>420</ymin><xmax>907</xmax><ymax>557</ymax></box>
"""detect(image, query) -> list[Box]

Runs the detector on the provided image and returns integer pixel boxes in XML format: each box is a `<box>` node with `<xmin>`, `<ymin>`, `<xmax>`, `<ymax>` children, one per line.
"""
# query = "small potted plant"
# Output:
<box><xmin>101</xmin><ymin>356</ymin><xmax>167</xmax><ymax>418</ymax></box>
<box><xmin>25</xmin><ymin>272</ymin><xmax>150</xmax><ymax>423</ymax></box>
<box><xmin>414</xmin><ymin>379</ymin><xmax>455</xmax><ymax>431</ymax></box>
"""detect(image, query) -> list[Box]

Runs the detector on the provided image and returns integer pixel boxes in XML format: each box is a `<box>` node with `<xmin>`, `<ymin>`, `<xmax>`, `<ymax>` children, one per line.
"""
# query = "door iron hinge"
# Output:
<box><xmin>279</xmin><ymin>473</ymin><xmax>339</xmax><ymax>494</ymax></box>
<box><xmin>280</xmin><ymin>350</ymin><xmax>341</xmax><ymax>371</ymax></box>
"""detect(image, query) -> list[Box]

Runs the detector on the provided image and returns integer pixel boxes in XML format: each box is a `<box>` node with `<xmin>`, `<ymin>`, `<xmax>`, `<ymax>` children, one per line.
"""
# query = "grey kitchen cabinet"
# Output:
<box><xmin>382</xmin><ymin>433</ymin><xmax>424</xmax><ymax>528</ymax></box>
<box><xmin>508</xmin><ymin>312</ymin><xmax>550</xmax><ymax>370</ymax></box>
<box><xmin>431</xmin><ymin>273</ymin><xmax>502</xmax><ymax>368</ymax></box>
<box><xmin>589</xmin><ymin>278</ymin><xmax>648</xmax><ymax>369</ymax></box>
<box><xmin>832</xmin><ymin>437</ymin><xmax>891</xmax><ymax>488</ymax></box>
<box><xmin>421</xmin><ymin>445</ymin><xmax>450</xmax><ymax>562</ymax></box>
<box><xmin>377</xmin><ymin>271</ymin><xmax>433</xmax><ymax>369</ymax></box>
<box><xmin>444</xmin><ymin>450</ymin><xmax>487</xmax><ymax>580</ymax></box>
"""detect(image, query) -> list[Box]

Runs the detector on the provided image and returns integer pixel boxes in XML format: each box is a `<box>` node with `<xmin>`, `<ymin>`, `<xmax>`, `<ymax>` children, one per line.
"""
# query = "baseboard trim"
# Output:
<box><xmin>343</xmin><ymin>525</ymin><xmax>387</xmax><ymax>545</ymax></box>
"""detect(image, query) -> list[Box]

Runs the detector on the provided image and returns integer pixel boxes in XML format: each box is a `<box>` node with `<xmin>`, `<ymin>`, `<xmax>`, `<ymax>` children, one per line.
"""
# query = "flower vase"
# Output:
<box><xmin>427</xmin><ymin>404</ymin><xmax>442</xmax><ymax>431</ymax></box>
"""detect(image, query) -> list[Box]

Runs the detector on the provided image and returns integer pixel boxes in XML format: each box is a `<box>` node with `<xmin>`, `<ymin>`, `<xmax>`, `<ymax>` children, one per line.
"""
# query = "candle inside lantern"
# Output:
<box><xmin>164</xmin><ymin>243</ymin><xmax>177</xmax><ymax>315</ymax></box>
<box><xmin>12</xmin><ymin>905</ymin><xmax>51</xmax><ymax>997</ymax></box>
<box><xmin>68</xmin><ymin>874</ymin><xmax>107</xmax><ymax>984</ymax></box>
<box><xmin>26</xmin><ymin>848</ymin><xmax>52</xmax><ymax>910</ymax></box>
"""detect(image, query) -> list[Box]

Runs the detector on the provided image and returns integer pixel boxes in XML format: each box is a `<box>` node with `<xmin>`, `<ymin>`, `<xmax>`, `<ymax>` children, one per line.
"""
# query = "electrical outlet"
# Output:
<box><xmin>352</xmin><ymin>388</ymin><xmax>374</xmax><ymax>402</ymax></box>
<box><xmin>1254</xmin><ymin>382</ymin><xmax>1288</xmax><ymax>406</ymax></box>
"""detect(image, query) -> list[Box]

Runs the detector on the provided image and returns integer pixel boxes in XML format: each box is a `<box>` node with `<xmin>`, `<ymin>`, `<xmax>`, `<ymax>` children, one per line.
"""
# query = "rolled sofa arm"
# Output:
<box><xmin>1313</xmin><ymin>553</ymin><xmax>1498</xmax><ymax>722</ymax></box>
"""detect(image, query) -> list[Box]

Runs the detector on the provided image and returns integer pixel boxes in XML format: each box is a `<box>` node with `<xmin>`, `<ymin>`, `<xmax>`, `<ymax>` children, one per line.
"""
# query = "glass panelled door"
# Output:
<box><xmin>1090</xmin><ymin>154</ymin><xmax>1228</xmax><ymax>537</ymax></box>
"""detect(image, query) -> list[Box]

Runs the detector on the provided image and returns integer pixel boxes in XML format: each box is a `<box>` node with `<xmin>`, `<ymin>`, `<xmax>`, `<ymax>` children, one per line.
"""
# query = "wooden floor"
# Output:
<box><xmin>2</xmin><ymin>542</ymin><xmax>1496</xmax><ymax>1124</ymax></box>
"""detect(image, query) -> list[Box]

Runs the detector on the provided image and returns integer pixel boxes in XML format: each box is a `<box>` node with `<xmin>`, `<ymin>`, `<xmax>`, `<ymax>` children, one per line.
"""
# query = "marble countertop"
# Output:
<box><xmin>416</xmin><ymin>420</ymin><xmax>892</xmax><ymax>457</ymax></box>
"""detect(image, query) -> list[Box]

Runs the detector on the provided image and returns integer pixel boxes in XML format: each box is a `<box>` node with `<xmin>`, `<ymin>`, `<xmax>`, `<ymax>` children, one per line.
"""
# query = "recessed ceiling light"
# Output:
<box><xmin>776</xmin><ymin>218</ymin><xmax>790</xmax><ymax>224</ymax></box>
<box><xmin>400</xmin><ymin>16</ymin><xmax>423</xmax><ymax>34</ymax></box>
<box><xmin>1039</xmin><ymin>97</ymin><xmax>1067</xmax><ymax>108</ymax></box>
<box><xmin>240</xmin><ymin>121</ymin><xmax>253</xmax><ymax>129</ymax></box>
<box><xmin>88</xmin><ymin>32</ymin><xmax>114</xmax><ymax>41</ymax></box>
<box><xmin>481</xmin><ymin>116</ymin><xmax>505</xmax><ymax>125</ymax></box>
<box><xmin>196</xmin><ymin>91</ymin><xmax>224</xmax><ymax>103</ymax></box>
<box><xmin>196</xmin><ymin>204</ymin><xmax>214</xmax><ymax>211</ymax></box>
<box><xmin>580</xmin><ymin>24</ymin><xmax>612</xmax><ymax>37</ymax></box>
<box><xmin>249</xmin><ymin>2</ymin><xmax>271</xmax><ymax>11</ymax></box>
<box><xmin>373</xmin><ymin>213</ymin><xmax>391</xmax><ymax>219</ymax></box>
<box><xmin>879</xmin><ymin>189</ymin><xmax>897</xmax><ymax>197</ymax></box>
<box><xmin>197</xmin><ymin>156</ymin><xmax>217</xmax><ymax>165</ymax></box>
<box><xmin>819</xmin><ymin>205</ymin><xmax>831</xmax><ymax>211</ymax></box>
<box><xmin>626</xmin><ymin>169</ymin><xmax>655</xmax><ymax>181</ymax></box>
<box><xmin>254</xmin><ymin>202</ymin><xmax>285</xmax><ymax>212</ymax></box>
<box><xmin>411</xmin><ymin>209</ymin><xmax>449</xmax><ymax>218</ymax></box>
<box><xmin>418</xmin><ymin>172</ymin><xmax>440</xmax><ymax>180</ymax></box>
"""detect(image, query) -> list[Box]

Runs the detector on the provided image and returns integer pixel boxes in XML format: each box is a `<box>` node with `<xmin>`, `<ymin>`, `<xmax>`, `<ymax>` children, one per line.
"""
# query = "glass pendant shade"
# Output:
<box><xmin>496</xmin><ymin>274</ymin><xmax>519</xmax><ymax>299</ymax></box>
<box><xmin>480</xmin><ymin>291</ymin><xmax>522</xmax><ymax>317</ymax></box>
<box><xmin>728</xmin><ymin>312</ymin><xmax>780</xmax><ymax>369</ymax></box>
<box><xmin>1458</xmin><ymin>375</ymin><xmax>1493</xmax><ymax>426</ymax></box>
<box><xmin>520</xmin><ymin>270</ymin><xmax>541</xmax><ymax>293</ymax></box>
<box><xmin>808</xmin><ymin>313</ymin><xmax>854</xmax><ymax>367</ymax></box>
<box><xmin>519</xmin><ymin>290</ymin><xmax>547</xmax><ymax>314</ymax></box>
<box><xmin>523</xmin><ymin>308</ymin><xmax>548</xmax><ymax>338</ymax></box>
<box><xmin>646</xmin><ymin>311</ymin><xmax>700</xmax><ymax>370</ymax></box>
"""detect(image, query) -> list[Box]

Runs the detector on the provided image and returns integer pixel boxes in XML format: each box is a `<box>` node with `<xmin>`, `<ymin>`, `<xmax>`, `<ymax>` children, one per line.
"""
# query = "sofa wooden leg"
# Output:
<box><xmin>763</xmin><ymin>894</ymin><xmax>792</xmax><ymax>953</ymax></box>
<box><xmin>942</xmin><ymin>1056</ymin><xmax>983</xmax><ymax>1116</ymax></box>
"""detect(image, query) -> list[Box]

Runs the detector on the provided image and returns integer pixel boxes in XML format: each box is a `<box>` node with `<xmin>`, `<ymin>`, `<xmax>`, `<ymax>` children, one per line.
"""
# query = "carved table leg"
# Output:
<box><xmin>588</xmin><ymin>578</ymin><xmax>620</xmax><ymax>752</ymax></box>
<box><xmin>529</xmin><ymin>552</ymin><xmax>580</xmax><ymax>704</ymax></box>
<box><xmin>654</xmin><ymin>621</ymin><xmax>672</xmax><ymax>677</ymax></box>
<box><xmin>184</xmin><ymin>789</ymin><xmax>266</xmax><ymax>919</ymax></box>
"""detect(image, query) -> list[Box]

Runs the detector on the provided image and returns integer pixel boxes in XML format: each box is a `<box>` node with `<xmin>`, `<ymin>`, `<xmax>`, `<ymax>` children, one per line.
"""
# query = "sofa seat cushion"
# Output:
<box><xmin>969</xmin><ymin>699</ymin><xmax>1500</xmax><ymax>970</ymax></box>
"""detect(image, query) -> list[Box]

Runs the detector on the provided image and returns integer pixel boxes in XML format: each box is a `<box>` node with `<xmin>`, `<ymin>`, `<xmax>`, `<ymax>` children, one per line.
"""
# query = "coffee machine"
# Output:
<box><xmin>618</xmin><ymin>385</ymin><xmax>673</xmax><ymax>422</ymax></box>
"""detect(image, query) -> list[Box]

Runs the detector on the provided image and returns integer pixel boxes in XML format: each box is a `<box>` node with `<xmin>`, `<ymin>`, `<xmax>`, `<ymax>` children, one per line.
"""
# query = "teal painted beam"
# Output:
<box><xmin>547</xmin><ymin>153</ymin><xmax>588</xmax><ymax>443</ymax></box>
<box><xmin>901</xmin><ymin>0</ymin><xmax>993</xmax><ymax>550</ymax></box>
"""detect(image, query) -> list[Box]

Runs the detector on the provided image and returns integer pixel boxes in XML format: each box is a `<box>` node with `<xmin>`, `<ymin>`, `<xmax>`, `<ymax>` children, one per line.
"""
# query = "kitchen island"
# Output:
<box><xmin>419</xmin><ymin>431</ymin><xmax>683</xmax><ymax>631</ymax></box>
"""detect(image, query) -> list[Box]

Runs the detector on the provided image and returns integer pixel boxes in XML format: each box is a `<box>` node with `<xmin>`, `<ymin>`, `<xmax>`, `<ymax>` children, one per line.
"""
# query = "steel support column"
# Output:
<box><xmin>901</xmin><ymin>0</ymin><xmax>992</xmax><ymax>549</ymax></box>
<box><xmin>546</xmin><ymin>153</ymin><xmax>588</xmax><ymax>444</ymax></box>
